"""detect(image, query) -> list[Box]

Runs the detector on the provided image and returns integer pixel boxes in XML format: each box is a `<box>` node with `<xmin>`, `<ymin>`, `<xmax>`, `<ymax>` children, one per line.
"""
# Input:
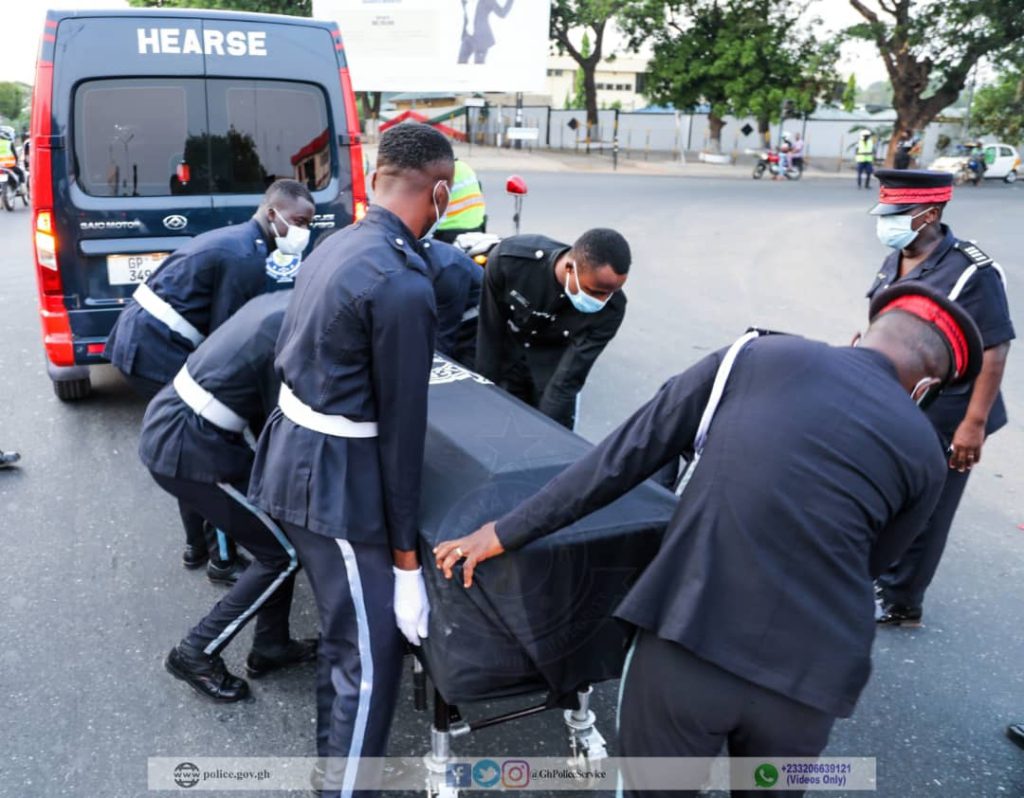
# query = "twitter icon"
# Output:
<box><xmin>472</xmin><ymin>759</ymin><xmax>501</xmax><ymax>788</ymax></box>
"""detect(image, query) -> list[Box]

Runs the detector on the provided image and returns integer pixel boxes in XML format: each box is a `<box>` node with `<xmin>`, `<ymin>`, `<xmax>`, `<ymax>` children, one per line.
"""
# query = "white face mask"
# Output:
<box><xmin>422</xmin><ymin>180</ymin><xmax>450</xmax><ymax>240</ymax></box>
<box><xmin>271</xmin><ymin>207</ymin><xmax>311</xmax><ymax>256</ymax></box>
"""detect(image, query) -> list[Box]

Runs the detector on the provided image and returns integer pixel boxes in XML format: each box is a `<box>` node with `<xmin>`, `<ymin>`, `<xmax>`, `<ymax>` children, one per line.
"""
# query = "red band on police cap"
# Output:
<box><xmin>879</xmin><ymin>295</ymin><xmax>968</xmax><ymax>377</ymax></box>
<box><xmin>879</xmin><ymin>185</ymin><xmax>953</xmax><ymax>205</ymax></box>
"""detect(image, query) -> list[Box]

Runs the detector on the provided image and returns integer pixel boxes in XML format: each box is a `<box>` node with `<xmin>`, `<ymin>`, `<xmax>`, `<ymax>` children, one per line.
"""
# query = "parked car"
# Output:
<box><xmin>930</xmin><ymin>142</ymin><xmax>1021</xmax><ymax>184</ymax></box>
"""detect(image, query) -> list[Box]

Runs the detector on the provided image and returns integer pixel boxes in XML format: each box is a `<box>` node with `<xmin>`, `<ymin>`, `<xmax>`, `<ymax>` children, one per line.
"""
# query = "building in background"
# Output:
<box><xmin>544</xmin><ymin>54</ymin><xmax>649</xmax><ymax>111</ymax></box>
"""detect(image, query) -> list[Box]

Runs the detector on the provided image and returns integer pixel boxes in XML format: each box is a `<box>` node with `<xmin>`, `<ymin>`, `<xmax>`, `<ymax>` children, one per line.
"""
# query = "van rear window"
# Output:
<box><xmin>74</xmin><ymin>78</ymin><xmax>333</xmax><ymax>197</ymax></box>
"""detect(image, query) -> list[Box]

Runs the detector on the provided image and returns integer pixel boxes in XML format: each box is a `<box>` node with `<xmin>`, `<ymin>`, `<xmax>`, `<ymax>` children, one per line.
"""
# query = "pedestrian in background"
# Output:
<box><xmin>855</xmin><ymin>130</ymin><xmax>876</xmax><ymax>189</ymax></box>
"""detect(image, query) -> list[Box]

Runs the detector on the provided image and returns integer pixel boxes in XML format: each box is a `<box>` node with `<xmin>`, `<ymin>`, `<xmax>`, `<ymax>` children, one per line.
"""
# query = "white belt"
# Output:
<box><xmin>277</xmin><ymin>383</ymin><xmax>378</xmax><ymax>438</ymax></box>
<box><xmin>173</xmin><ymin>366</ymin><xmax>256</xmax><ymax>448</ymax></box>
<box><xmin>134</xmin><ymin>283</ymin><xmax>206</xmax><ymax>347</ymax></box>
<box><xmin>461</xmin><ymin>306</ymin><xmax>479</xmax><ymax>323</ymax></box>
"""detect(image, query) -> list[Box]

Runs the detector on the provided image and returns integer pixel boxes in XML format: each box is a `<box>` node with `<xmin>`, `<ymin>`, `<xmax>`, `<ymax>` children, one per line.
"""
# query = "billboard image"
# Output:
<box><xmin>313</xmin><ymin>0</ymin><xmax>551</xmax><ymax>93</ymax></box>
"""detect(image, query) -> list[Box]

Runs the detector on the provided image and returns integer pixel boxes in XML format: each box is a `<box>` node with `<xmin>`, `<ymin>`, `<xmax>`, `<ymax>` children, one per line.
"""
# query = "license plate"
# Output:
<box><xmin>107</xmin><ymin>253</ymin><xmax>169</xmax><ymax>286</ymax></box>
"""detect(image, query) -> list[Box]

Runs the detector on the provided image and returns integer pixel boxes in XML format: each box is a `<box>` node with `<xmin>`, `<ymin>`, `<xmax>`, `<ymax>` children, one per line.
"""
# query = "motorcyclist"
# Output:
<box><xmin>775</xmin><ymin>134</ymin><xmax>792</xmax><ymax>180</ymax></box>
<box><xmin>0</xmin><ymin>128</ymin><xmax>25</xmax><ymax>186</ymax></box>
<box><xmin>964</xmin><ymin>140</ymin><xmax>987</xmax><ymax>181</ymax></box>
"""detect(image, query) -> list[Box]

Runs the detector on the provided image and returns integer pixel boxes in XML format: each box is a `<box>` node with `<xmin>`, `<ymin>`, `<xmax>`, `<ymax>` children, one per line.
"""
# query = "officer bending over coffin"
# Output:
<box><xmin>475</xmin><ymin>228</ymin><xmax>630</xmax><ymax>429</ymax></box>
<box><xmin>437</xmin><ymin>284</ymin><xmax>982</xmax><ymax>797</ymax></box>
<box><xmin>107</xmin><ymin>179</ymin><xmax>315</xmax><ymax>583</ymax></box>
<box><xmin>140</xmin><ymin>291</ymin><xmax>314</xmax><ymax>701</ymax></box>
<box><xmin>247</xmin><ymin>123</ymin><xmax>454</xmax><ymax>797</ymax></box>
<box><xmin>422</xmin><ymin>237</ymin><xmax>482</xmax><ymax>365</ymax></box>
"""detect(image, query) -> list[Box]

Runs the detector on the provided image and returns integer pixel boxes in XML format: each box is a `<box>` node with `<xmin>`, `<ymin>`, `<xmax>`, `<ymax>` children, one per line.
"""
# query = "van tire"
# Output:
<box><xmin>53</xmin><ymin>376</ymin><xmax>92</xmax><ymax>401</ymax></box>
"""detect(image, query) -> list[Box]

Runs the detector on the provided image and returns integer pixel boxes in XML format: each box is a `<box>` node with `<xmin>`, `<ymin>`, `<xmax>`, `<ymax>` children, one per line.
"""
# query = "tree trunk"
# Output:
<box><xmin>583</xmin><ymin>63</ymin><xmax>599</xmax><ymax>153</ymax></box>
<box><xmin>707</xmin><ymin>112</ymin><xmax>726</xmax><ymax>153</ymax></box>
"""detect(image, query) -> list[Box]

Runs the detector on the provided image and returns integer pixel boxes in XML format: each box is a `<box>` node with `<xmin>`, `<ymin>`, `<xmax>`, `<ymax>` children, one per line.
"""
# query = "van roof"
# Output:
<box><xmin>47</xmin><ymin>8</ymin><xmax>338</xmax><ymax>32</ymax></box>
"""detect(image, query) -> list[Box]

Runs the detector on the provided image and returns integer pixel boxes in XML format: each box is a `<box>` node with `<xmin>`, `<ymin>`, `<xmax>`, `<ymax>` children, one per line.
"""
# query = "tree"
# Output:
<box><xmin>971</xmin><ymin>69</ymin><xmax>1024</xmax><ymax>145</ymax></box>
<box><xmin>571</xmin><ymin>32</ymin><xmax>592</xmax><ymax>110</ymax></box>
<box><xmin>128</xmin><ymin>0</ymin><xmax>310</xmax><ymax>13</ymax></box>
<box><xmin>847</xmin><ymin>0</ymin><xmax>1024</xmax><ymax>166</ymax></box>
<box><xmin>550</xmin><ymin>1</ymin><xmax>652</xmax><ymax>145</ymax></box>
<box><xmin>0</xmin><ymin>82</ymin><xmax>24</xmax><ymax>122</ymax></box>
<box><xmin>842</xmin><ymin>74</ymin><xmax>858</xmax><ymax>112</ymax></box>
<box><xmin>857</xmin><ymin>80</ymin><xmax>893</xmax><ymax>108</ymax></box>
<box><xmin>622</xmin><ymin>0</ymin><xmax>840</xmax><ymax>152</ymax></box>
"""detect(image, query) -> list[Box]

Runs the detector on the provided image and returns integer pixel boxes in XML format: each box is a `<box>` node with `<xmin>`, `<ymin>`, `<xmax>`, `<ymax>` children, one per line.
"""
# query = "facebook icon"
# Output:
<box><xmin>446</xmin><ymin>762</ymin><xmax>471</xmax><ymax>787</ymax></box>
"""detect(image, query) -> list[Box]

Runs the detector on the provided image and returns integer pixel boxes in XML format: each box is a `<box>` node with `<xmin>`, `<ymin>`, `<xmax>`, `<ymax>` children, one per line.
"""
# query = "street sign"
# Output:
<box><xmin>505</xmin><ymin>127</ymin><xmax>539</xmax><ymax>142</ymax></box>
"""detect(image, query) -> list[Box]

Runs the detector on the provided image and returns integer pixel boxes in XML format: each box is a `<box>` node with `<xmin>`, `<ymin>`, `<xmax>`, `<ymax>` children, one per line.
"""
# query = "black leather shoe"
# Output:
<box><xmin>182</xmin><ymin>544</ymin><xmax>209</xmax><ymax>570</ymax></box>
<box><xmin>246</xmin><ymin>638</ymin><xmax>318</xmax><ymax>678</ymax></box>
<box><xmin>207</xmin><ymin>552</ymin><xmax>251</xmax><ymax>586</ymax></box>
<box><xmin>164</xmin><ymin>644</ymin><xmax>250</xmax><ymax>702</ymax></box>
<box><xmin>0</xmin><ymin>450</ymin><xmax>20</xmax><ymax>469</ymax></box>
<box><xmin>1008</xmin><ymin>723</ymin><xmax>1024</xmax><ymax>751</ymax></box>
<box><xmin>877</xmin><ymin>603</ymin><xmax>923</xmax><ymax>627</ymax></box>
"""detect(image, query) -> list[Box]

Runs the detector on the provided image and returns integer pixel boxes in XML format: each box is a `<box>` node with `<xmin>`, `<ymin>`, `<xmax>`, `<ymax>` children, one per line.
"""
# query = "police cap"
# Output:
<box><xmin>869</xmin><ymin>169</ymin><xmax>954</xmax><ymax>216</ymax></box>
<box><xmin>869</xmin><ymin>282</ymin><xmax>982</xmax><ymax>384</ymax></box>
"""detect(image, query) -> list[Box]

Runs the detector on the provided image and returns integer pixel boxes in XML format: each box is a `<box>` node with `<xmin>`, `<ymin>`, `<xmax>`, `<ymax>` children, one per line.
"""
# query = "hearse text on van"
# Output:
<box><xmin>137</xmin><ymin>28</ymin><xmax>268</xmax><ymax>56</ymax></box>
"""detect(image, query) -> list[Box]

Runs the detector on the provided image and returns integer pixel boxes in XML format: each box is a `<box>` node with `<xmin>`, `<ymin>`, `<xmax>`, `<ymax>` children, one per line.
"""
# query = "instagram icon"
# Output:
<box><xmin>501</xmin><ymin>760</ymin><xmax>530</xmax><ymax>788</ymax></box>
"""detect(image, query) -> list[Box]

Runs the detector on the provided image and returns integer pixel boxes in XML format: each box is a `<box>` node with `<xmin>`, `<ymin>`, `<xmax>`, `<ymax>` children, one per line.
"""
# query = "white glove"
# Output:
<box><xmin>393</xmin><ymin>566</ymin><xmax>430</xmax><ymax>646</ymax></box>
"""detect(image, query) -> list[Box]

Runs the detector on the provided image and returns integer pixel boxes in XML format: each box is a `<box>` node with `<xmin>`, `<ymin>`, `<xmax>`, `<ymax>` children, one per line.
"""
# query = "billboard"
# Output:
<box><xmin>313</xmin><ymin>0</ymin><xmax>551</xmax><ymax>93</ymax></box>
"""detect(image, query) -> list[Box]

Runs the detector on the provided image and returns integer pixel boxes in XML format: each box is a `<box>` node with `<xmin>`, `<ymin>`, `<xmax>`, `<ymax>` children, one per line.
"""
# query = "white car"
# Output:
<box><xmin>930</xmin><ymin>143</ymin><xmax>1021</xmax><ymax>184</ymax></box>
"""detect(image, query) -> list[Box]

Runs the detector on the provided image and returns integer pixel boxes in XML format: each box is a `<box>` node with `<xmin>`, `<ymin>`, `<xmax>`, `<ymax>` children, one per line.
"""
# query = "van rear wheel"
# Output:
<box><xmin>53</xmin><ymin>376</ymin><xmax>92</xmax><ymax>401</ymax></box>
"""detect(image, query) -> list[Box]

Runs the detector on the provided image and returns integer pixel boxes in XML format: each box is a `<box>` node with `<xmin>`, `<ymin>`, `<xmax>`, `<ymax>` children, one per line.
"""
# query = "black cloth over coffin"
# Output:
<box><xmin>417</xmin><ymin>357</ymin><xmax>675</xmax><ymax>706</ymax></box>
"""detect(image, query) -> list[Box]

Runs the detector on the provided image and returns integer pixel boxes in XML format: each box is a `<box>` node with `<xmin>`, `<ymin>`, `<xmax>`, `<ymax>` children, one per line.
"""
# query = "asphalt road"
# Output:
<box><xmin>1</xmin><ymin>172</ymin><xmax>1023</xmax><ymax>798</ymax></box>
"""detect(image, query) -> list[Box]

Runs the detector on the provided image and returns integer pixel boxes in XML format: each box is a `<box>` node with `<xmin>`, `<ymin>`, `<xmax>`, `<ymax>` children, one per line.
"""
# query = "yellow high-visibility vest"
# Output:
<box><xmin>0</xmin><ymin>138</ymin><xmax>15</xmax><ymax>169</ymax></box>
<box><xmin>855</xmin><ymin>138</ymin><xmax>874</xmax><ymax>163</ymax></box>
<box><xmin>437</xmin><ymin>160</ymin><xmax>486</xmax><ymax>232</ymax></box>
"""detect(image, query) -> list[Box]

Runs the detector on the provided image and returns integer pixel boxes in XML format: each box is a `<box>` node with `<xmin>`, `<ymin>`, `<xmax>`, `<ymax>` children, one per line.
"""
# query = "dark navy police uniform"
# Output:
<box><xmin>105</xmin><ymin>219</ymin><xmax>275</xmax><ymax>397</ymax></box>
<box><xmin>867</xmin><ymin>225</ymin><xmax>1014</xmax><ymax>607</ymax></box>
<box><xmin>248</xmin><ymin>206</ymin><xmax>436</xmax><ymax>794</ymax></box>
<box><xmin>476</xmin><ymin>234</ymin><xmax>626</xmax><ymax>429</ymax></box>
<box><xmin>422</xmin><ymin>238</ymin><xmax>482</xmax><ymax>365</ymax></box>
<box><xmin>493</xmin><ymin>335</ymin><xmax>947</xmax><ymax>795</ymax></box>
<box><xmin>140</xmin><ymin>291</ymin><xmax>297</xmax><ymax>657</ymax></box>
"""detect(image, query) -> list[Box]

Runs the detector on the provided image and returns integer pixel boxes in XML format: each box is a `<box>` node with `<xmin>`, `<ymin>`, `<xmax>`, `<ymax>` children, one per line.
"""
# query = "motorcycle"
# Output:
<box><xmin>0</xmin><ymin>165</ymin><xmax>30</xmax><ymax>211</ymax></box>
<box><xmin>752</xmin><ymin>149</ymin><xmax>802</xmax><ymax>180</ymax></box>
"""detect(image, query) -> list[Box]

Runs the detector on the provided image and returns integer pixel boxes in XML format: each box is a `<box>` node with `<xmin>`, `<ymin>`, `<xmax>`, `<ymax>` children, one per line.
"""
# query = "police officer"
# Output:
<box><xmin>433</xmin><ymin>158</ymin><xmax>486</xmax><ymax>243</ymax></box>
<box><xmin>866</xmin><ymin>170</ymin><xmax>1014</xmax><ymax>626</ymax></box>
<box><xmin>248</xmin><ymin>123</ymin><xmax>454</xmax><ymax>798</ymax></box>
<box><xmin>422</xmin><ymin>237</ymin><xmax>482</xmax><ymax>364</ymax></box>
<box><xmin>106</xmin><ymin>179</ymin><xmax>315</xmax><ymax>580</ymax></box>
<box><xmin>436</xmin><ymin>285</ymin><xmax>983</xmax><ymax>797</ymax></box>
<box><xmin>855</xmin><ymin>130</ymin><xmax>875</xmax><ymax>189</ymax></box>
<box><xmin>475</xmin><ymin>228</ymin><xmax>630</xmax><ymax>429</ymax></box>
<box><xmin>141</xmin><ymin>291</ymin><xmax>315</xmax><ymax>701</ymax></box>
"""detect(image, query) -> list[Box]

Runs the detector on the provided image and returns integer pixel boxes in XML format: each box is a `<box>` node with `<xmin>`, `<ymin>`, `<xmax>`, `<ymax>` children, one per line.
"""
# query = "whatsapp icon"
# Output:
<box><xmin>754</xmin><ymin>763</ymin><xmax>779</xmax><ymax>788</ymax></box>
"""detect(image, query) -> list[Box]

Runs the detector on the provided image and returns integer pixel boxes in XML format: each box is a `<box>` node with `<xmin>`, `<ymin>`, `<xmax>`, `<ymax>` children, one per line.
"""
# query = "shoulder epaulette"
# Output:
<box><xmin>955</xmin><ymin>239</ymin><xmax>994</xmax><ymax>268</ymax></box>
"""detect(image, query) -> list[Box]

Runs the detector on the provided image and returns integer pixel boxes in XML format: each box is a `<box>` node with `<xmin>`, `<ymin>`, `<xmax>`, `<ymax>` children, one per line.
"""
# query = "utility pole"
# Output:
<box><xmin>962</xmin><ymin>63</ymin><xmax>979</xmax><ymax>139</ymax></box>
<box><xmin>514</xmin><ymin>91</ymin><xmax>524</xmax><ymax>151</ymax></box>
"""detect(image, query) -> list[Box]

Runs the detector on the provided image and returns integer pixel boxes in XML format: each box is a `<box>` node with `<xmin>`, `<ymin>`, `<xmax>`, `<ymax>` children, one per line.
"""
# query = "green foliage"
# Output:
<box><xmin>842</xmin><ymin>74</ymin><xmax>857</xmax><ymax>113</ymax></box>
<box><xmin>550</xmin><ymin>1</ymin><xmax>652</xmax><ymax>127</ymax></box>
<box><xmin>846</xmin><ymin>0</ymin><xmax>1024</xmax><ymax>135</ymax></box>
<box><xmin>971</xmin><ymin>69</ymin><xmax>1024</xmax><ymax>144</ymax></box>
<box><xmin>621</xmin><ymin>0</ymin><xmax>840</xmax><ymax>141</ymax></box>
<box><xmin>571</xmin><ymin>33</ymin><xmax>591</xmax><ymax>110</ymax></box>
<box><xmin>0</xmin><ymin>82</ymin><xmax>25</xmax><ymax>121</ymax></box>
<box><xmin>127</xmin><ymin>0</ymin><xmax>310</xmax><ymax>15</ymax></box>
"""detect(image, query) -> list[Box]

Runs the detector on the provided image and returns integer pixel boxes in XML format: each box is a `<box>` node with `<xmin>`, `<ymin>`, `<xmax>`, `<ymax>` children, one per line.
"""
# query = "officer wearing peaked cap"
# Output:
<box><xmin>247</xmin><ymin>123</ymin><xmax>454</xmax><ymax>798</ymax></box>
<box><xmin>436</xmin><ymin>284</ymin><xmax>983</xmax><ymax>796</ymax></box>
<box><xmin>866</xmin><ymin>169</ymin><xmax>1014</xmax><ymax>627</ymax></box>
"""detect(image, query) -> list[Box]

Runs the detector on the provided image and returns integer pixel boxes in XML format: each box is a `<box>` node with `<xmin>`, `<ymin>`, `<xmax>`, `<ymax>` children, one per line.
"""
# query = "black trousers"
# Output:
<box><xmin>878</xmin><ymin>467</ymin><xmax>970</xmax><ymax>607</ymax></box>
<box><xmin>152</xmin><ymin>473</ymin><xmax>297</xmax><ymax>655</ymax></box>
<box><xmin>501</xmin><ymin>357</ymin><xmax>577</xmax><ymax>430</ymax></box>
<box><xmin>282</xmin><ymin>522</ymin><xmax>405</xmax><ymax>798</ymax></box>
<box><xmin>618</xmin><ymin>631</ymin><xmax>835</xmax><ymax>798</ymax></box>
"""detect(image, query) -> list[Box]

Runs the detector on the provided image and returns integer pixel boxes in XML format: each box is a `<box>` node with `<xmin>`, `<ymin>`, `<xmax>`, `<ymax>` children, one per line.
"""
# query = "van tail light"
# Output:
<box><xmin>31</xmin><ymin>34</ymin><xmax>74</xmax><ymax>368</ymax></box>
<box><xmin>338</xmin><ymin>65</ymin><xmax>368</xmax><ymax>225</ymax></box>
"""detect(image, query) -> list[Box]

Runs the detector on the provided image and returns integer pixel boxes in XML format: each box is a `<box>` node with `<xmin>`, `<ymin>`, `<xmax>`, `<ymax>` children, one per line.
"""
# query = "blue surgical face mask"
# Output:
<box><xmin>564</xmin><ymin>264</ymin><xmax>609</xmax><ymax>314</ymax></box>
<box><xmin>875</xmin><ymin>207</ymin><xmax>933</xmax><ymax>250</ymax></box>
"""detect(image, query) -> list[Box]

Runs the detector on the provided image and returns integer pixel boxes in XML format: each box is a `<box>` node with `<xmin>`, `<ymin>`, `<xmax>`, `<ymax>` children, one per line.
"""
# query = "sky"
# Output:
<box><xmin>7</xmin><ymin>0</ymin><xmax>890</xmax><ymax>89</ymax></box>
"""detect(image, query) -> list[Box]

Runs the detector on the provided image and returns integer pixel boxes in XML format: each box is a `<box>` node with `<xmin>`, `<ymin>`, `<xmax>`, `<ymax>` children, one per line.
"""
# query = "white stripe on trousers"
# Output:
<box><xmin>615</xmin><ymin>634</ymin><xmax>640</xmax><ymax>798</ymax></box>
<box><xmin>204</xmin><ymin>483</ymin><xmax>298</xmax><ymax>656</ymax></box>
<box><xmin>335</xmin><ymin>539</ymin><xmax>374</xmax><ymax>798</ymax></box>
